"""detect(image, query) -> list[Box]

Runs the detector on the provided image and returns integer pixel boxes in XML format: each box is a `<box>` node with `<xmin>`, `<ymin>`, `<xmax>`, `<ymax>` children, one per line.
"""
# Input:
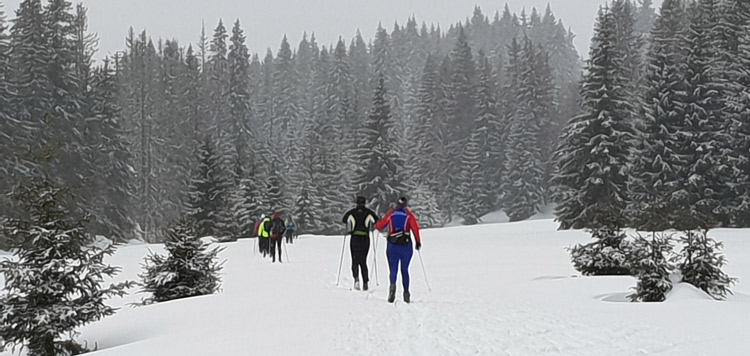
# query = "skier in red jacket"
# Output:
<box><xmin>375</xmin><ymin>197</ymin><xmax>422</xmax><ymax>303</ymax></box>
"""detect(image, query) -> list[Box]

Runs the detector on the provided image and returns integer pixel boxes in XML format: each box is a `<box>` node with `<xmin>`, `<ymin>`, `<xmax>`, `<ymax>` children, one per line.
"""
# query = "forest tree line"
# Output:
<box><xmin>0</xmin><ymin>0</ymin><xmax>659</xmax><ymax>244</ymax></box>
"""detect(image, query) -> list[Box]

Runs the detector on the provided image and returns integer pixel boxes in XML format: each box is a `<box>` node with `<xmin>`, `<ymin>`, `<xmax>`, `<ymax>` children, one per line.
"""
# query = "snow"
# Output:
<box><xmin>2</xmin><ymin>219</ymin><xmax>749</xmax><ymax>355</ymax></box>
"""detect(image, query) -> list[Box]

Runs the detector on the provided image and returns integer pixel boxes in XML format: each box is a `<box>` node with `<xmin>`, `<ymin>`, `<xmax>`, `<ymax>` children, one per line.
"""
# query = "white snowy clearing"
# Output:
<box><xmin>2</xmin><ymin>219</ymin><xmax>750</xmax><ymax>356</ymax></box>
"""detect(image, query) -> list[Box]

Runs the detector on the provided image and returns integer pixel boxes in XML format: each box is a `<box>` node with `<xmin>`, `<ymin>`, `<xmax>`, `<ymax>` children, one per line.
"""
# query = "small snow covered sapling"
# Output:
<box><xmin>675</xmin><ymin>230</ymin><xmax>736</xmax><ymax>300</ymax></box>
<box><xmin>138</xmin><ymin>218</ymin><xmax>225</xmax><ymax>304</ymax></box>
<box><xmin>569</xmin><ymin>225</ymin><xmax>633</xmax><ymax>276</ymax></box>
<box><xmin>0</xmin><ymin>178</ymin><xmax>132</xmax><ymax>356</ymax></box>
<box><xmin>628</xmin><ymin>232</ymin><xmax>675</xmax><ymax>302</ymax></box>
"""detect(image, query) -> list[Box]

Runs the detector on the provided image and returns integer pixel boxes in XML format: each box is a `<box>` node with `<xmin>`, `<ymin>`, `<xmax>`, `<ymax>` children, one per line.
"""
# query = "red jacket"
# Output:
<box><xmin>375</xmin><ymin>207</ymin><xmax>421</xmax><ymax>243</ymax></box>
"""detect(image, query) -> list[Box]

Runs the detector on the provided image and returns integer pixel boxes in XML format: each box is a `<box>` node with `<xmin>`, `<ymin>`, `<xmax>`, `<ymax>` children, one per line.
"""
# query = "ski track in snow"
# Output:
<box><xmin>332</xmin><ymin>291</ymin><xmax>692</xmax><ymax>356</ymax></box>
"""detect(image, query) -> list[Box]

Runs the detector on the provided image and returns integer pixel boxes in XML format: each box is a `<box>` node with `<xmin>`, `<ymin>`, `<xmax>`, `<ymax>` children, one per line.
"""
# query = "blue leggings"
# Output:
<box><xmin>386</xmin><ymin>242</ymin><xmax>413</xmax><ymax>292</ymax></box>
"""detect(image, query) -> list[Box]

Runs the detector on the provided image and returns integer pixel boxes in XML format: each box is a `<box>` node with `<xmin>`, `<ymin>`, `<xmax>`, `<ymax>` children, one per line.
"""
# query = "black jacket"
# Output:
<box><xmin>270</xmin><ymin>217</ymin><xmax>286</xmax><ymax>237</ymax></box>
<box><xmin>342</xmin><ymin>206</ymin><xmax>379</xmax><ymax>236</ymax></box>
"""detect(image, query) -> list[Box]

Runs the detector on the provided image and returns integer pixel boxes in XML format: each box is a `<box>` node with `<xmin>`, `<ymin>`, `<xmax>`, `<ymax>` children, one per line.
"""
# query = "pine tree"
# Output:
<box><xmin>553</xmin><ymin>7</ymin><xmax>635</xmax><ymax>230</ymax></box>
<box><xmin>0</xmin><ymin>177</ymin><xmax>132</xmax><ymax>355</ymax></box>
<box><xmin>456</xmin><ymin>129</ymin><xmax>487</xmax><ymax>225</ymax></box>
<box><xmin>356</xmin><ymin>74</ymin><xmax>406</xmax><ymax>216</ymax></box>
<box><xmin>628</xmin><ymin>0</ymin><xmax>687</xmax><ymax>231</ymax></box>
<box><xmin>208</xmin><ymin>20</ymin><xmax>229</xmax><ymax>141</ymax></box>
<box><xmin>675</xmin><ymin>0</ymin><xmax>730</xmax><ymax>230</ymax></box>
<box><xmin>327</xmin><ymin>38</ymin><xmax>356</xmax><ymax>204</ymax></box>
<box><xmin>503</xmin><ymin>38</ymin><xmax>545</xmax><ymax>222</ymax></box>
<box><xmin>612</xmin><ymin>0</ymin><xmax>645</xmax><ymax>101</ymax></box>
<box><xmin>404</xmin><ymin>54</ymin><xmax>443</xmax><ymax>227</ymax></box>
<box><xmin>120</xmin><ymin>30</ymin><xmax>163</xmax><ymax>242</ymax></box>
<box><xmin>635</xmin><ymin>0</ymin><xmax>657</xmax><ymax>38</ymax></box>
<box><xmin>444</xmin><ymin>26</ymin><xmax>477</xmax><ymax>207</ymax></box>
<box><xmin>223</xmin><ymin>20</ymin><xmax>254</xmax><ymax>239</ymax></box>
<box><xmin>269</xmin><ymin>35</ymin><xmax>298</xmax><ymax>212</ymax></box>
<box><xmin>9</xmin><ymin>0</ymin><xmax>50</xmax><ymax>172</ymax></box>
<box><xmin>139</xmin><ymin>218</ymin><xmax>224</xmax><ymax>304</ymax></box>
<box><xmin>44</xmin><ymin>0</ymin><xmax>90</xmax><ymax>197</ymax></box>
<box><xmin>628</xmin><ymin>233</ymin><xmax>675</xmax><ymax>302</ymax></box>
<box><xmin>457</xmin><ymin>52</ymin><xmax>495</xmax><ymax>225</ymax></box>
<box><xmin>266</xmin><ymin>163</ymin><xmax>284</xmax><ymax>214</ymax></box>
<box><xmin>717</xmin><ymin>0</ymin><xmax>750</xmax><ymax>226</ymax></box>
<box><xmin>230</xmin><ymin>162</ymin><xmax>262</xmax><ymax>237</ymax></box>
<box><xmin>86</xmin><ymin>59</ymin><xmax>135</xmax><ymax>241</ymax></box>
<box><xmin>0</xmin><ymin>2</ymin><xmax>14</xmax><ymax>219</ymax></box>
<box><xmin>186</xmin><ymin>137</ymin><xmax>227</xmax><ymax>238</ymax></box>
<box><xmin>568</xmin><ymin>225</ymin><xmax>632</xmax><ymax>276</ymax></box>
<box><xmin>676</xmin><ymin>230</ymin><xmax>736</xmax><ymax>300</ymax></box>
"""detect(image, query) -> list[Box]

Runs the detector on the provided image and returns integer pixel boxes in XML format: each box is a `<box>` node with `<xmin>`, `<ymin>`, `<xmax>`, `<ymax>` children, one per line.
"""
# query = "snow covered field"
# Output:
<box><xmin>3</xmin><ymin>219</ymin><xmax>750</xmax><ymax>356</ymax></box>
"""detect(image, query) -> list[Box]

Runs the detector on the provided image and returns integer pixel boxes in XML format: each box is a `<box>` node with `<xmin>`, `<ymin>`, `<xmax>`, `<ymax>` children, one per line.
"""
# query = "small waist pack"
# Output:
<box><xmin>387</xmin><ymin>231</ymin><xmax>411</xmax><ymax>245</ymax></box>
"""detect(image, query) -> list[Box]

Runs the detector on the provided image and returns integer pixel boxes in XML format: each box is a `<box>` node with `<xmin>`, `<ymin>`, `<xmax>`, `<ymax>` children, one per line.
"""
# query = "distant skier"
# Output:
<box><xmin>375</xmin><ymin>197</ymin><xmax>422</xmax><ymax>303</ymax></box>
<box><xmin>269</xmin><ymin>212</ymin><xmax>286</xmax><ymax>263</ymax></box>
<box><xmin>285</xmin><ymin>215</ymin><xmax>297</xmax><ymax>244</ymax></box>
<box><xmin>257</xmin><ymin>214</ymin><xmax>271</xmax><ymax>257</ymax></box>
<box><xmin>342</xmin><ymin>196</ymin><xmax>379</xmax><ymax>291</ymax></box>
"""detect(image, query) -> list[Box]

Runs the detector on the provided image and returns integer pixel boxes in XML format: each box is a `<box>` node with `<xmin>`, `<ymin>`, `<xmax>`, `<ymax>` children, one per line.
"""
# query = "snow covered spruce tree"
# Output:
<box><xmin>675</xmin><ymin>231</ymin><xmax>736</xmax><ymax>300</ymax></box>
<box><xmin>139</xmin><ymin>218</ymin><xmax>224</xmax><ymax>304</ymax></box>
<box><xmin>456</xmin><ymin>52</ymin><xmax>494</xmax><ymax>225</ymax></box>
<box><xmin>186</xmin><ymin>136</ymin><xmax>228</xmax><ymax>238</ymax></box>
<box><xmin>0</xmin><ymin>3</ymin><xmax>15</xmax><ymax>221</ymax></box>
<box><xmin>628</xmin><ymin>233</ymin><xmax>675</xmax><ymax>302</ymax></box>
<box><xmin>716</xmin><ymin>0</ymin><xmax>750</xmax><ymax>226</ymax></box>
<box><xmin>502</xmin><ymin>38</ymin><xmax>548</xmax><ymax>222</ymax></box>
<box><xmin>0</xmin><ymin>177</ymin><xmax>132</xmax><ymax>355</ymax></box>
<box><xmin>660</xmin><ymin>0</ymin><xmax>737</xmax><ymax>298</ymax></box>
<box><xmin>443</xmin><ymin>27</ymin><xmax>477</xmax><ymax>215</ymax></box>
<box><xmin>555</xmin><ymin>7</ymin><xmax>636</xmax><ymax>275</ymax></box>
<box><xmin>627</xmin><ymin>0</ymin><xmax>687</xmax><ymax>232</ymax></box>
<box><xmin>403</xmin><ymin>54</ymin><xmax>444</xmax><ymax>227</ymax></box>
<box><xmin>355</xmin><ymin>74</ymin><xmax>406</xmax><ymax>216</ymax></box>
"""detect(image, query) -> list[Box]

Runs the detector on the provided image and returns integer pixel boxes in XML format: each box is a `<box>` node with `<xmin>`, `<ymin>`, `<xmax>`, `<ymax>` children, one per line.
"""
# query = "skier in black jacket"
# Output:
<box><xmin>269</xmin><ymin>212</ymin><xmax>286</xmax><ymax>263</ymax></box>
<box><xmin>342</xmin><ymin>196</ymin><xmax>379</xmax><ymax>291</ymax></box>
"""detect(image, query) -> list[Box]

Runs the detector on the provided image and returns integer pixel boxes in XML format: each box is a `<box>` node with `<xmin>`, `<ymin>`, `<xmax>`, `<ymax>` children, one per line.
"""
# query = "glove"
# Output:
<box><xmin>416</xmin><ymin>242</ymin><xmax>422</xmax><ymax>251</ymax></box>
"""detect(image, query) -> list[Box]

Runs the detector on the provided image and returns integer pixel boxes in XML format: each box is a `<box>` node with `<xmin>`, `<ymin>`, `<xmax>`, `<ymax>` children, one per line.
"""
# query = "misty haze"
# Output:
<box><xmin>0</xmin><ymin>0</ymin><xmax>748</xmax><ymax>355</ymax></box>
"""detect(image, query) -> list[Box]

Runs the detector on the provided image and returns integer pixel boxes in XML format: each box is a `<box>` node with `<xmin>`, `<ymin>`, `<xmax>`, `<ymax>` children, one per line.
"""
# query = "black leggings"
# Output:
<box><xmin>350</xmin><ymin>235</ymin><xmax>370</xmax><ymax>282</ymax></box>
<box><xmin>271</xmin><ymin>237</ymin><xmax>283</xmax><ymax>261</ymax></box>
<box><xmin>259</xmin><ymin>238</ymin><xmax>269</xmax><ymax>255</ymax></box>
<box><xmin>285</xmin><ymin>230</ymin><xmax>294</xmax><ymax>243</ymax></box>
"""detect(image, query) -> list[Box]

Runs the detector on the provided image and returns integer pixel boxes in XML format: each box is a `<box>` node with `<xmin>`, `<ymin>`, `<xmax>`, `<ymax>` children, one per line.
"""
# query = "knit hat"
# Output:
<box><xmin>356</xmin><ymin>196</ymin><xmax>366</xmax><ymax>206</ymax></box>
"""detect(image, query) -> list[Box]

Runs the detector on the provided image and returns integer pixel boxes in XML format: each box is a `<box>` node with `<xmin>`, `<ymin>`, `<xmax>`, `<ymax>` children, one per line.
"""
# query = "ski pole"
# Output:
<box><xmin>336</xmin><ymin>234</ymin><xmax>347</xmax><ymax>286</ymax></box>
<box><xmin>370</xmin><ymin>230</ymin><xmax>380</xmax><ymax>286</ymax></box>
<box><xmin>283</xmin><ymin>237</ymin><xmax>290</xmax><ymax>262</ymax></box>
<box><xmin>417</xmin><ymin>249</ymin><xmax>432</xmax><ymax>293</ymax></box>
<box><xmin>253</xmin><ymin>237</ymin><xmax>257</xmax><ymax>256</ymax></box>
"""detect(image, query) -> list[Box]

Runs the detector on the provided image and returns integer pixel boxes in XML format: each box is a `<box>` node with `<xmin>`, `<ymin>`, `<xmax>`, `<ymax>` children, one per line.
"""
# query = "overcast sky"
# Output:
<box><xmin>3</xmin><ymin>0</ymin><xmax>663</xmax><ymax>60</ymax></box>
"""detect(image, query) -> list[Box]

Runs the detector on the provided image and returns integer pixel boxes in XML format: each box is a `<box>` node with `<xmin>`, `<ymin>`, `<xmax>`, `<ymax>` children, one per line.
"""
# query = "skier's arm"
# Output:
<box><xmin>342</xmin><ymin>210</ymin><xmax>354</xmax><ymax>225</ymax></box>
<box><xmin>375</xmin><ymin>210</ymin><xmax>393</xmax><ymax>232</ymax></box>
<box><xmin>407</xmin><ymin>209</ymin><xmax>421</xmax><ymax>243</ymax></box>
<box><xmin>343</xmin><ymin>210</ymin><xmax>356</xmax><ymax>232</ymax></box>
<box><xmin>365</xmin><ymin>209</ymin><xmax>378</xmax><ymax>231</ymax></box>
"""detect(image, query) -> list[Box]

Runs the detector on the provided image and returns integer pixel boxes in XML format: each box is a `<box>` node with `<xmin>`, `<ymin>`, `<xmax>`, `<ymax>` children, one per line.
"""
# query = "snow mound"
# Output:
<box><xmin>126</xmin><ymin>239</ymin><xmax>147</xmax><ymax>246</ymax></box>
<box><xmin>91</xmin><ymin>235</ymin><xmax>114</xmax><ymax>249</ymax></box>
<box><xmin>596</xmin><ymin>292</ymin><xmax>631</xmax><ymax>303</ymax></box>
<box><xmin>665</xmin><ymin>283</ymin><xmax>716</xmax><ymax>302</ymax></box>
<box><xmin>446</xmin><ymin>205</ymin><xmax>556</xmax><ymax>227</ymax></box>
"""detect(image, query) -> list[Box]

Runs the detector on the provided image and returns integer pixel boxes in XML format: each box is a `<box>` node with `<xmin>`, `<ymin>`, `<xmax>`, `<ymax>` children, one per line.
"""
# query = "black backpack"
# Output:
<box><xmin>271</xmin><ymin>218</ymin><xmax>285</xmax><ymax>235</ymax></box>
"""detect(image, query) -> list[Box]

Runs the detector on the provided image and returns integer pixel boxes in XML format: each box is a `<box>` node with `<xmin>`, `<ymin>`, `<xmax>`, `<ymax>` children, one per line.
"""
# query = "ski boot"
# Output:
<box><xmin>388</xmin><ymin>284</ymin><xmax>396</xmax><ymax>303</ymax></box>
<box><xmin>363</xmin><ymin>281</ymin><xmax>369</xmax><ymax>291</ymax></box>
<box><xmin>354</xmin><ymin>279</ymin><xmax>360</xmax><ymax>291</ymax></box>
<box><xmin>403</xmin><ymin>291</ymin><xmax>411</xmax><ymax>303</ymax></box>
